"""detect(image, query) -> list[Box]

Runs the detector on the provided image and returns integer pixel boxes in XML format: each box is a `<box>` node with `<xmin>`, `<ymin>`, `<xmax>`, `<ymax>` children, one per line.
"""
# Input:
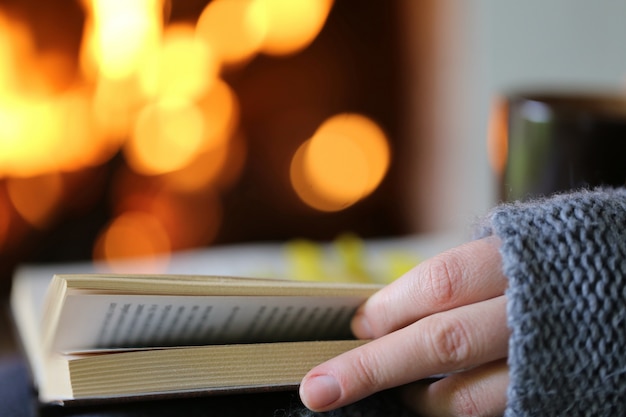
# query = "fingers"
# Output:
<box><xmin>403</xmin><ymin>359</ymin><xmax>509</xmax><ymax>417</ymax></box>
<box><xmin>352</xmin><ymin>237</ymin><xmax>506</xmax><ymax>339</ymax></box>
<box><xmin>300</xmin><ymin>295</ymin><xmax>508</xmax><ymax>412</ymax></box>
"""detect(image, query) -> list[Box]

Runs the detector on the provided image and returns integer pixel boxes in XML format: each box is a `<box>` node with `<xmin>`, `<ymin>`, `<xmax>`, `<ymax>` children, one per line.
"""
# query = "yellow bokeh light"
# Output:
<box><xmin>81</xmin><ymin>0</ymin><xmax>163</xmax><ymax>80</ymax></box>
<box><xmin>0</xmin><ymin>86</ymin><xmax>122</xmax><ymax>178</ymax></box>
<box><xmin>126</xmin><ymin>99</ymin><xmax>206</xmax><ymax>176</ymax></box>
<box><xmin>290</xmin><ymin>113</ymin><xmax>390</xmax><ymax>212</ymax></box>
<box><xmin>93</xmin><ymin>211</ymin><xmax>171</xmax><ymax>264</ymax></box>
<box><xmin>140</xmin><ymin>23</ymin><xmax>218</xmax><ymax>101</ymax></box>
<box><xmin>196</xmin><ymin>0</ymin><xmax>267</xmax><ymax>67</ymax></box>
<box><xmin>0</xmin><ymin>95</ymin><xmax>63</xmax><ymax>177</ymax></box>
<box><xmin>260</xmin><ymin>0</ymin><xmax>334</xmax><ymax>56</ymax></box>
<box><xmin>7</xmin><ymin>173</ymin><xmax>64</xmax><ymax>229</ymax></box>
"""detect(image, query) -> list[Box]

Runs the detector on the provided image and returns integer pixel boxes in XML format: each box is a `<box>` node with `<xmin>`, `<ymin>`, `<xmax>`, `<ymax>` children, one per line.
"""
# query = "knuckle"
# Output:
<box><xmin>426</xmin><ymin>315</ymin><xmax>472</xmax><ymax>368</ymax></box>
<box><xmin>449</xmin><ymin>381</ymin><xmax>482</xmax><ymax>417</ymax></box>
<box><xmin>351</xmin><ymin>349</ymin><xmax>386</xmax><ymax>391</ymax></box>
<box><xmin>421</xmin><ymin>255</ymin><xmax>463</xmax><ymax>306</ymax></box>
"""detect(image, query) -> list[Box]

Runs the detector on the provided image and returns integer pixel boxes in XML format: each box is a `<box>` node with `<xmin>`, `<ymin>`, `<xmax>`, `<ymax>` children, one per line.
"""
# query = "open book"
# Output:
<box><xmin>11</xmin><ymin>272</ymin><xmax>381</xmax><ymax>406</ymax></box>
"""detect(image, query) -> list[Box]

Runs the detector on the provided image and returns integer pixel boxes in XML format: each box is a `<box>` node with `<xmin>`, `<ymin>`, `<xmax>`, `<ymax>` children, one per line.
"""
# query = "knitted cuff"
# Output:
<box><xmin>478</xmin><ymin>188</ymin><xmax>626</xmax><ymax>417</ymax></box>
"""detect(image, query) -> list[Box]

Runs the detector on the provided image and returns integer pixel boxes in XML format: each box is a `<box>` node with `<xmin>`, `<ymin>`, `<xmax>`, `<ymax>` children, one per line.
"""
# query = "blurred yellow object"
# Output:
<box><xmin>284</xmin><ymin>238</ymin><xmax>327</xmax><ymax>282</ymax></box>
<box><xmin>333</xmin><ymin>233</ymin><xmax>369</xmax><ymax>283</ymax></box>
<box><xmin>285</xmin><ymin>233</ymin><xmax>421</xmax><ymax>284</ymax></box>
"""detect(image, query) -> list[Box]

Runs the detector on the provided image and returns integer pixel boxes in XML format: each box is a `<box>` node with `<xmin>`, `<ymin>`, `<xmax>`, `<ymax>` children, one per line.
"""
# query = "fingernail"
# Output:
<box><xmin>351</xmin><ymin>313</ymin><xmax>374</xmax><ymax>339</ymax></box>
<box><xmin>300</xmin><ymin>375</ymin><xmax>341</xmax><ymax>410</ymax></box>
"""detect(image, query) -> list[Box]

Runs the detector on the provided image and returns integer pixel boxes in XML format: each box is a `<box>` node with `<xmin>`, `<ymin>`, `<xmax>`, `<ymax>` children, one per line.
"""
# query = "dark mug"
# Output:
<box><xmin>490</xmin><ymin>91</ymin><xmax>626</xmax><ymax>202</ymax></box>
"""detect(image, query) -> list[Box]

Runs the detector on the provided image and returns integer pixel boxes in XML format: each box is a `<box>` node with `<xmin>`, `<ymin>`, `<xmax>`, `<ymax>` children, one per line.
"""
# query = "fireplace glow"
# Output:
<box><xmin>0</xmin><ymin>0</ymin><xmax>396</xmax><ymax>270</ymax></box>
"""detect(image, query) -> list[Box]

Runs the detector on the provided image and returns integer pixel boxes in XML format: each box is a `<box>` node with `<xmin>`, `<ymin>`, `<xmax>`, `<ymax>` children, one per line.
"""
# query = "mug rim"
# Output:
<box><xmin>506</xmin><ymin>89</ymin><xmax>626</xmax><ymax>117</ymax></box>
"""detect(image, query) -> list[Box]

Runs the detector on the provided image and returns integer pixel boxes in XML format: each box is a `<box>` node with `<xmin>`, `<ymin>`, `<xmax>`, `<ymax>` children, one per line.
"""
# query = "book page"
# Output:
<box><xmin>53</xmin><ymin>293</ymin><xmax>365</xmax><ymax>352</ymax></box>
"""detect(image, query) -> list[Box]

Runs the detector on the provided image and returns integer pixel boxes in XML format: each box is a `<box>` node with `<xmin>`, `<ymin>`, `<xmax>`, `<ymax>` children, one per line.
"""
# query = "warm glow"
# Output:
<box><xmin>0</xmin><ymin>192</ymin><xmax>10</xmax><ymax>251</ymax></box>
<box><xmin>290</xmin><ymin>113</ymin><xmax>390</xmax><ymax>212</ymax></box>
<box><xmin>0</xmin><ymin>14</ymin><xmax>69</xmax><ymax>176</ymax></box>
<box><xmin>0</xmin><ymin>11</ymin><xmax>116</xmax><ymax>178</ymax></box>
<box><xmin>487</xmin><ymin>96</ymin><xmax>509</xmax><ymax>176</ymax></box>
<box><xmin>290</xmin><ymin>139</ymin><xmax>336</xmax><ymax>210</ymax></box>
<box><xmin>7</xmin><ymin>173</ymin><xmax>63</xmax><ymax>229</ymax></box>
<box><xmin>93</xmin><ymin>211</ymin><xmax>171</xmax><ymax>263</ymax></box>
<box><xmin>163</xmin><ymin>144</ymin><xmax>229</xmax><ymax>193</ymax></box>
<box><xmin>163</xmin><ymin>132</ymin><xmax>247</xmax><ymax>193</ymax></box>
<box><xmin>317</xmin><ymin>113</ymin><xmax>391</xmax><ymax>194</ymax></box>
<box><xmin>0</xmin><ymin>95</ymin><xmax>68</xmax><ymax>177</ymax></box>
<box><xmin>91</xmin><ymin>76</ymin><xmax>146</xmax><ymax>142</ymax></box>
<box><xmin>299</xmin><ymin>133</ymin><xmax>369</xmax><ymax>211</ymax></box>
<box><xmin>0</xmin><ymin>12</ymin><xmax>36</xmax><ymax>94</ymax></box>
<box><xmin>212</xmin><ymin>132</ymin><xmax>248</xmax><ymax>189</ymax></box>
<box><xmin>139</xmin><ymin>23</ymin><xmax>218</xmax><ymax>101</ymax></box>
<box><xmin>149</xmin><ymin>188</ymin><xmax>223</xmax><ymax>250</ymax></box>
<box><xmin>0</xmin><ymin>8</ymin><xmax>132</xmax><ymax>178</ymax></box>
<box><xmin>198</xmin><ymin>79</ymin><xmax>240</xmax><ymax>152</ymax></box>
<box><xmin>196</xmin><ymin>0</ymin><xmax>267</xmax><ymax>67</ymax></box>
<box><xmin>53</xmin><ymin>89</ymin><xmax>117</xmax><ymax>170</ymax></box>
<box><xmin>0</xmin><ymin>0</ymin><xmax>343</xmax><ymax>262</ymax></box>
<box><xmin>260</xmin><ymin>0</ymin><xmax>333</xmax><ymax>56</ymax></box>
<box><xmin>81</xmin><ymin>0</ymin><xmax>163</xmax><ymax>80</ymax></box>
<box><xmin>126</xmin><ymin>99</ymin><xmax>206</xmax><ymax>176</ymax></box>
<box><xmin>108</xmin><ymin>169</ymin><xmax>224</xmax><ymax>250</ymax></box>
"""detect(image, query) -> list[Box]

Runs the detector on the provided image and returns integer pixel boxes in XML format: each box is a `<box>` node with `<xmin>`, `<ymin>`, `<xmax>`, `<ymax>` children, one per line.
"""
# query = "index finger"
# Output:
<box><xmin>301</xmin><ymin>295</ymin><xmax>509</xmax><ymax>411</ymax></box>
<box><xmin>352</xmin><ymin>237</ymin><xmax>506</xmax><ymax>339</ymax></box>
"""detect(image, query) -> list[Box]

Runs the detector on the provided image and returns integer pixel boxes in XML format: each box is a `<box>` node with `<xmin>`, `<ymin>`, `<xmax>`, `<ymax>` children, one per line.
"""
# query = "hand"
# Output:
<box><xmin>299</xmin><ymin>237</ymin><xmax>510</xmax><ymax>416</ymax></box>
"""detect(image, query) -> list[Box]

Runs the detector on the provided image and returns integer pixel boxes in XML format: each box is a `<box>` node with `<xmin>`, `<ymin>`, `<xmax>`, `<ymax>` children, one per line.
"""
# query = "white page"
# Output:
<box><xmin>53</xmin><ymin>293</ymin><xmax>366</xmax><ymax>352</ymax></box>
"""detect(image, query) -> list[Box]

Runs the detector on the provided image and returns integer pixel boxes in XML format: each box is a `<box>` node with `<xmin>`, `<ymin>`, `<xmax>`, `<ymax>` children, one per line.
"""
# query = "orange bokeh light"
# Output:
<box><xmin>93</xmin><ymin>211</ymin><xmax>171</xmax><ymax>263</ymax></box>
<box><xmin>198</xmin><ymin>79</ymin><xmax>240</xmax><ymax>152</ymax></box>
<box><xmin>126</xmin><ymin>99</ymin><xmax>206</xmax><ymax>176</ymax></box>
<box><xmin>163</xmin><ymin>130</ymin><xmax>247</xmax><ymax>193</ymax></box>
<box><xmin>290</xmin><ymin>113</ymin><xmax>390</xmax><ymax>212</ymax></box>
<box><xmin>317</xmin><ymin>113</ymin><xmax>391</xmax><ymax>194</ymax></box>
<box><xmin>196</xmin><ymin>0</ymin><xmax>267</xmax><ymax>67</ymax></box>
<box><xmin>53</xmin><ymin>88</ymin><xmax>119</xmax><ymax>170</ymax></box>
<box><xmin>6</xmin><ymin>173</ymin><xmax>64</xmax><ymax>229</ymax></box>
<box><xmin>108</xmin><ymin>168</ymin><xmax>223</xmax><ymax>251</ymax></box>
<box><xmin>149</xmin><ymin>188</ymin><xmax>223</xmax><ymax>250</ymax></box>
<box><xmin>487</xmin><ymin>96</ymin><xmax>509</xmax><ymax>176</ymax></box>
<box><xmin>260</xmin><ymin>0</ymin><xmax>334</xmax><ymax>56</ymax></box>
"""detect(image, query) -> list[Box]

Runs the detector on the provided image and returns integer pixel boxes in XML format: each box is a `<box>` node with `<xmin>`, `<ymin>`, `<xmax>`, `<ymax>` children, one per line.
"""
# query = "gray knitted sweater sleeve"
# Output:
<box><xmin>476</xmin><ymin>188</ymin><xmax>626</xmax><ymax>416</ymax></box>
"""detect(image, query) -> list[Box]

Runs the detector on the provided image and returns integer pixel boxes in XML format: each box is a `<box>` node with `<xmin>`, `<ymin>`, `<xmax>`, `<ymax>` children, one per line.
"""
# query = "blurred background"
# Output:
<box><xmin>1</xmin><ymin>0</ymin><xmax>626</xmax><ymax>298</ymax></box>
